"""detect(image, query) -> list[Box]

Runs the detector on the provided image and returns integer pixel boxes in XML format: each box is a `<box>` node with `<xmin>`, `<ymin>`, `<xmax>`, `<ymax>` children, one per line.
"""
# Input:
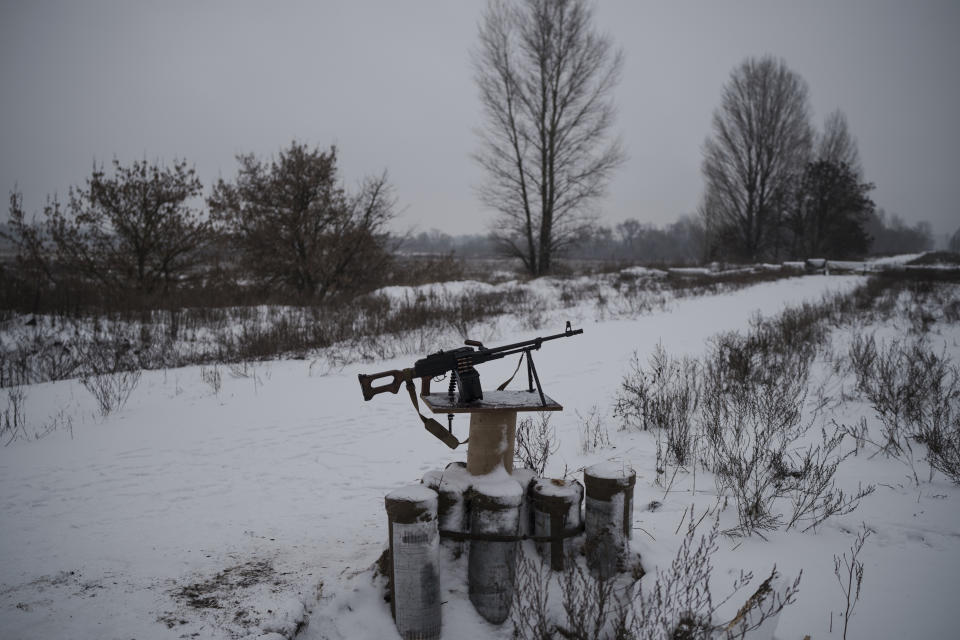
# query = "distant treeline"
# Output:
<box><xmin>400</xmin><ymin>208</ymin><xmax>936</xmax><ymax>265</ymax></box>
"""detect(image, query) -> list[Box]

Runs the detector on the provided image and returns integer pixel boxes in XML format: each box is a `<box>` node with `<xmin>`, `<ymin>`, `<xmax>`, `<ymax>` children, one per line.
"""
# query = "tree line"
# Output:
<box><xmin>2</xmin><ymin>123</ymin><xmax>936</xmax><ymax>315</ymax></box>
<box><xmin>402</xmin><ymin>208</ymin><xmax>932</xmax><ymax>266</ymax></box>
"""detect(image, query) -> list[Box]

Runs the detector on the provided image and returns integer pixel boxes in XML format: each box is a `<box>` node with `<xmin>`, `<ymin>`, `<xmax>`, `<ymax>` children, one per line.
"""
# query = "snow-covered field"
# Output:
<box><xmin>2</xmin><ymin>273</ymin><xmax>959</xmax><ymax>639</ymax></box>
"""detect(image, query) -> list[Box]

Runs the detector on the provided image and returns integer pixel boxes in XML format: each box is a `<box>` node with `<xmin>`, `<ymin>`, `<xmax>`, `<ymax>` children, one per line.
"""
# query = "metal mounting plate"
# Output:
<box><xmin>421</xmin><ymin>390</ymin><xmax>562</xmax><ymax>413</ymax></box>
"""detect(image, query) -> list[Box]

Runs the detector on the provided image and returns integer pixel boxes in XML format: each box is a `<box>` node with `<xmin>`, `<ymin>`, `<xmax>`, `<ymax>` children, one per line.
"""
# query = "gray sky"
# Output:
<box><xmin>2</xmin><ymin>0</ymin><xmax>958</xmax><ymax>238</ymax></box>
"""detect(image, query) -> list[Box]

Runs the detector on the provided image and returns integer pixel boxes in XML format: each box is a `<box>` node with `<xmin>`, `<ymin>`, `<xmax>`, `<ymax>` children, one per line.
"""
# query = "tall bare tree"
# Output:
<box><xmin>701</xmin><ymin>56</ymin><xmax>812</xmax><ymax>262</ymax></box>
<box><xmin>473</xmin><ymin>0</ymin><xmax>624</xmax><ymax>275</ymax></box>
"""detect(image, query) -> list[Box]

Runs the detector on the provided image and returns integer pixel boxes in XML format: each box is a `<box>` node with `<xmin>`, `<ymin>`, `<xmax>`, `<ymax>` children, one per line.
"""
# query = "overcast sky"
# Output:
<box><xmin>2</xmin><ymin>0</ymin><xmax>958</xmax><ymax>239</ymax></box>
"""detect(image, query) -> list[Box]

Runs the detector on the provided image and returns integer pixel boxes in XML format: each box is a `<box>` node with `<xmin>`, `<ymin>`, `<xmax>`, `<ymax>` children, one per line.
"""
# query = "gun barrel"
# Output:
<box><xmin>477</xmin><ymin>327</ymin><xmax>583</xmax><ymax>358</ymax></box>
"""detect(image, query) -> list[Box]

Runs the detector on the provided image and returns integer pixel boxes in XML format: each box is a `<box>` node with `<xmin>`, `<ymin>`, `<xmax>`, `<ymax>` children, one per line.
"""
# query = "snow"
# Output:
<box><xmin>469</xmin><ymin>465</ymin><xmax>524</xmax><ymax>502</ymax></box>
<box><xmin>585</xmin><ymin>461</ymin><xmax>635</xmax><ymax>481</ymax></box>
<box><xmin>386</xmin><ymin>484</ymin><xmax>438</xmax><ymax>505</ymax></box>
<box><xmin>372</xmin><ymin>280</ymin><xmax>504</xmax><ymax>301</ymax></box>
<box><xmin>1</xmin><ymin>271</ymin><xmax>958</xmax><ymax>639</ymax></box>
<box><xmin>668</xmin><ymin>267</ymin><xmax>711</xmax><ymax>275</ymax></box>
<box><xmin>531</xmin><ymin>478</ymin><xmax>581</xmax><ymax>499</ymax></box>
<box><xmin>619</xmin><ymin>266</ymin><xmax>668</xmax><ymax>277</ymax></box>
<box><xmin>868</xmin><ymin>253</ymin><xmax>924</xmax><ymax>265</ymax></box>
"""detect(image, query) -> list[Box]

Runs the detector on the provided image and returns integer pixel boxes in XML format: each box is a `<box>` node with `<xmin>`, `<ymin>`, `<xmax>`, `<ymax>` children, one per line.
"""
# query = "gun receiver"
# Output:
<box><xmin>357</xmin><ymin>322</ymin><xmax>583</xmax><ymax>447</ymax></box>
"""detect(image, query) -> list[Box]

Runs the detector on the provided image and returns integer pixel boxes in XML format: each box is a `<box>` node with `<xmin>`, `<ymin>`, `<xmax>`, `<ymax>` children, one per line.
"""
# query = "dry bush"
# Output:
<box><xmin>2</xmin><ymin>386</ymin><xmax>27</xmax><ymax>445</ymax></box>
<box><xmin>781</xmin><ymin>427</ymin><xmax>875</xmax><ymax>532</ymax></box>
<box><xmin>918</xmin><ymin>415</ymin><xmax>960</xmax><ymax>484</ymax></box>
<box><xmin>638</xmin><ymin>516</ymin><xmax>801</xmax><ymax>640</ymax></box>
<box><xmin>614</xmin><ymin>345</ymin><xmax>700</xmax><ymax>469</ymax></box>
<box><xmin>81</xmin><ymin>370</ymin><xmax>141</xmax><ymax>417</ymax></box>
<box><xmin>849</xmin><ymin>334</ymin><xmax>960</xmax><ymax>483</ymax></box>
<box><xmin>612</xmin><ymin>283</ymin><xmax>878</xmax><ymax>536</ymax></box>
<box><xmin>556</xmin><ymin>558</ymin><xmax>635</xmax><ymax>640</ymax></box>
<box><xmin>510</xmin><ymin>516</ymin><xmax>801</xmax><ymax>640</ymax></box>
<box><xmin>834</xmin><ymin>525</ymin><xmax>870</xmax><ymax>640</ymax></box>
<box><xmin>698</xmin><ymin>329</ymin><xmax>812</xmax><ymax>535</ymax></box>
<box><xmin>67</xmin><ymin>334</ymin><xmax>143</xmax><ymax>416</ymax></box>
<box><xmin>578</xmin><ymin>405</ymin><xmax>612</xmax><ymax>453</ymax></box>
<box><xmin>201</xmin><ymin>364</ymin><xmax>222</xmax><ymax>395</ymax></box>
<box><xmin>510</xmin><ymin>550</ymin><xmax>556</xmax><ymax>640</ymax></box>
<box><xmin>515</xmin><ymin>412</ymin><xmax>558</xmax><ymax>477</ymax></box>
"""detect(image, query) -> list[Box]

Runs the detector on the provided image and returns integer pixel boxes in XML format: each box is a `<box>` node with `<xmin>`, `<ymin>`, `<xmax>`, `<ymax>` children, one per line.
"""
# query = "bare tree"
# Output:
<box><xmin>209</xmin><ymin>141</ymin><xmax>396</xmax><ymax>301</ymax></box>
<box><xmin>701</xmin><ymin>56</ymin><xmax>812</xmax><ymax>262</ymax></box>
<box><xmin>473</xmin><ymin>0</ymin><xmax>625</xmax><ymax>276</ymax></box>
<box><xmin>817</xmin><ymin>110</ymin><xmax>862</xmax><ymax>178</ymax></box>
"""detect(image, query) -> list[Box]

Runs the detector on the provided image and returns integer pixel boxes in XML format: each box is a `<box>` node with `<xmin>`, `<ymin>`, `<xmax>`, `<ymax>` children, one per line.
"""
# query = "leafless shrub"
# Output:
<box><xmin>511</xmin><ymin>516</ymin><xmax>801</xmax><ymax>640</ymax></box>
<box><xmin>781</xmin><ymin>427</ymin><xmax>876</xmax><ymax>532</ymax></box>
<box><xmin>201</xmin><ymin>364</ymin><xmax>222</xmax><ymax>395</ymax></box>
<box><xmin>913</xmin><ymin>381</ymin><xmax>960</xmax><ymax>484</ymax></box>
<box><xmin>228</xmin><ymin>361</ymin><xmax>264</xmax><ymax>395</ymax></box>
<box><xmin>511</xmin><ymin>546</ymin><xmax>638</xmax><ymax>640</ymax></box>
<box><xmin>699</xmin><ymin>331</ymin><xmax>811</xmax><ymax>536</ymax></box>
<box><xmin>556</xmin><ymin>556</ymin><xmax>635</xmax><ymax>640</ymax></box>
<box><xmin>36</xmin><ymin>408</ymin><xmax>74</xmax><ymax>441</ymax></box>
<box><xmin>850</xmin><ymin>335</ymin><xmax>960</xmax><ymax>482</ymax></box>
<box><xmin>517</xmin><ymin>295</ymin><xmax>550</xmax><ymax>331</ymax></box>
<box><xmin>614</xmin><ymin>345</ymin><xmax>700</xmax><ymax>469</ymax></box>
<box><xmin>0</xmin><ymin>324</ymin><xmax>82</xmax><ymax>387</ymax></box>
<box><xmin>510</xmin><ymin>549</ymin><xmax>556</xmax><ymax>640</ymax></box>
<box><xmin>515</xmin><ymin>412</ymin><xmax>558</xmax><ymax>477</ymax></box>
<box><xmin>81</xmin><ymin>370</ymin><xmax>141</xmax><ymax>416</ymax></box>
<box><xmin>2</xmin><ymin>386</ymin><xmax>27</xmax><ymax>445</ymax></box>
<box><xmin>578</xmin><ymin>405</ymin><xmax>612</xmax><ymax>453</ymax></box>
<box><xmin>227</xmin><ymin>361</ymin><xmax>253</xmax><ymax>378</ymax></box>
<box><xmin>945</xmin><ymin>299</ymin><xmax>960</xmax><ymax>324</ymax></box>
<box><xmin>637</xmin><ymin>518</ymin><xmax>724</xmax><ymax>640</ymax></box>
<box><xmin>847</xmin><ymin>333</ymin><xmax>877</xmax><ymax>390</ymax></box>
<box><xmin>73</xmin><ymin>335</ymin><xmax>143</xmax><ymax>416</ymax></box>
<box><xmin>918</xmin><ymin>419</ymin><xmax>960</xmax><ymax>484</ymax></box>
<box><xmin>612</xmin><ymin>283</ymin><xmax>881</xmax><ymax>536</ymax></box>
<box><xmin>833</xmin><ymin>525</ymin><xmax>870</xmax><ymax>640</ymax></box>
<box><xmin>839</xmin><ymin>417</ymin><xmax>869</xmax><ymax>455</ymax></box>
<box><xmin>639</xmin><ymin>516</ymin><xmax>801</xmax><ymax>640</ymax></box>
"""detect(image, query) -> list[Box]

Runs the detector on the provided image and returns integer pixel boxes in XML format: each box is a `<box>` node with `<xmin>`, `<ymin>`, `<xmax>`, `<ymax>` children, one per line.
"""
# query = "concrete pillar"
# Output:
<box><xmin>511</xmin><ymin>468</ymin><xmax>538</xmax><ymax>538</ymax></box>
<box><xmin>466</xmin><ymin>411</ymin><xmax>517</xmax><ymax>475</ymax></box>
<box><xmin>468</xmin><ymin>478</ymin><xmax>523</xmax><ymax>624</ymax></box>
<box><xmin>583</xmin><ymin>463</ymin><xmax>636</xmax><ymax>579</ymax></box>
<box><xmin>422</xmin><ymin>461</ymin><xmax>471</xmax><ymax>557</ymax></box>
<box><xmin>530</xmin><ymin>478</ymin><xmax>584</xmax><ymax>571</ymax></box>
<box><xmin>385</xmin><ymin>484</ymin><xmax>441</xmax><ymax>640</ymax></box>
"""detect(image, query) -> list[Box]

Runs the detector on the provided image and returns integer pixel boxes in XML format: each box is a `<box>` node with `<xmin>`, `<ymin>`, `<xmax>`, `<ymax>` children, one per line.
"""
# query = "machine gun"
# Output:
<box><xmin>358</xmin><ymin>322</ymin><xmax>583</xmax><ymax>447</ymax></box>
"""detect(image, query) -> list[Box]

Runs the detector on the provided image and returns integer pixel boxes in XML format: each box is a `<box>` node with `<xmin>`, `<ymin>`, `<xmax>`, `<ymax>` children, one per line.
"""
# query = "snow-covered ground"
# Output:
<box><xmin>2</xmin><ymin>273</ymin><xmax>959</xmax><ymax>639</ymax></box>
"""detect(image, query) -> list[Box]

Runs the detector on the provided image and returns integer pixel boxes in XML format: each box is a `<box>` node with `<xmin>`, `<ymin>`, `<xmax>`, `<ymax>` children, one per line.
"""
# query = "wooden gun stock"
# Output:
<box><xmin>357</xmin><ymin>369</ymin><xmax>408</xmax><ymax>401</ymax></box>
<box><xmin>358</xmin><ymin>369</ymin><xmax>431</xmax><ymax>401</ymax></box>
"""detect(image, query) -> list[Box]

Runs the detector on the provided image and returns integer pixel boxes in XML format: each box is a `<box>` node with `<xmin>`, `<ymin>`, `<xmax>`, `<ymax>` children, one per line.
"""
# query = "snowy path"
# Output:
<box><xmin>7</xmin><ymin>274</ymin><xmax>954</xmax><ymax>640</ymax></box>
